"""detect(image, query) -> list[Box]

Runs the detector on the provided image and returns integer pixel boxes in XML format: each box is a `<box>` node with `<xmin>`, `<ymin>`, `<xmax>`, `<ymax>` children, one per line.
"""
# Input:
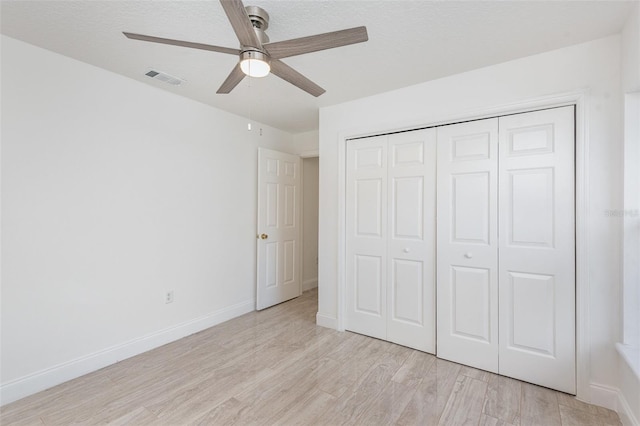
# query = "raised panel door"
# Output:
<box><xmin>436</xmin><ymin>118</ymin><xmax>499</xmax><ymax>373</ymax></box>
<box><xmin>498</xmin><ymin>106</ymin><xmax>575</xmax><ymax>394</ymax></box>
<box><xmin>387</xmin><ymin>129</ymin><xmax>436</xmax><ymax>353</ymax></box>
<box><xmin>346</xmin><ymin>137</ymin><xmax>388</xmax><ymax>339</ymax></box>
<box><xmin>257</xmin><ymin>148</ymin><xmax>301</xmax><ymax>310</ymax></box>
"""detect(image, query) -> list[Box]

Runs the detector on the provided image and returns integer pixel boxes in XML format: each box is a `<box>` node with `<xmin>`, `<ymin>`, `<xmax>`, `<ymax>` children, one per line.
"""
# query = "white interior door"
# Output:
<box><xmin>386</xmin><ymin>130</ymin><xmax>436</xmax><ymax>353</ymax></box>
<box><xmin>436</xmin><ymin>118</ymin><xmax>500</xmax><ymax>373</ymax></box>
<box><xmin>257</xmin><ymin>148</ymin><xmax>301</xmax><ymax>310</ymax></box>
<box><xmin>346</xmin><ymin>136</ymin><xmax>388</xmax><ymax>339</ymax></box>
<box><xmin>498</xmin><ymin>106</ymin><xmax>576</xmax><ymax>394</ymax></box>
<box><xmin>346</xmin><ymin>130</ymin><xmax>436</xmax><ymax>352</ymax></box>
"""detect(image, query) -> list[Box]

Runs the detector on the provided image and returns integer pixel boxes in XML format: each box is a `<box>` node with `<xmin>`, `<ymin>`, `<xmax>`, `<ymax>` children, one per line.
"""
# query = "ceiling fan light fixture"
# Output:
<box><xmin>124</xmin><ymin>0</ymin><xmax>368</xmax><ymax>96</ymax></box>
<box><xmin>240</xmin><ymin>51</ymin><xmax>270</xmax><ymax>78</ymax></box>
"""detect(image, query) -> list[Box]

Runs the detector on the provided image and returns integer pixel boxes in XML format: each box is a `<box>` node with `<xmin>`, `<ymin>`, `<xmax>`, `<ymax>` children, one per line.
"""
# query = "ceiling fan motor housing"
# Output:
<box><xmin>245</xmin><ymin>5</ymin><xmax>270</xmax><ymax>44</ymax></box>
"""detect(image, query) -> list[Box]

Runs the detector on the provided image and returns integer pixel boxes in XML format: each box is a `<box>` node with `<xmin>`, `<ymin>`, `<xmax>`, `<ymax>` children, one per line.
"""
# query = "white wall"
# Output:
<box><xmin>302</xmin><ymin>157</ymin><xmax>319</xmax><ymax>291</ymax></box>
<box><xmin>622</xmin><ymin>3</ymin><xmax>640</xmax><ymax>93</ymax></box>
<box><xmin>292</xmin><ymin>130</ymin><xmax>319</xmax><ymax>156</ymax></box>
<box><xmin>318</xmin><ymin>35</ymin><xmax>623</xmax><ymax>408</ymax></box>
<box><xmin>619</xmin><ymin>3</ymin><xmax>640</xmax><ymax>424</ymax></box>
<box><xmin>0</xmin><ymin>35</ymin><xmax>294</xmax><ymax>404</ymax></box>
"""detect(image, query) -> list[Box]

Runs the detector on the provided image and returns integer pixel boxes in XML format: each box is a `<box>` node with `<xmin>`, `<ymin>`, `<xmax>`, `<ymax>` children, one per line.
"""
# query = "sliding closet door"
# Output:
<box><xmin>346</xmin><ymin>136</ymin><xmax>388</xmax><ymax>339</ymax></box>
<box><xmin>436</xmin><ymin>118</ymin><xmax>500</xmax><ymax>373</ymax></box>
<box><xmin>498</xmin><ymin>106</ymin><xmax>576</xmax><ymax>394</ymax></box>
<box><xmin>387</xmin><ymin>130</ymin><xmax>436</xmax><ymax>353</ymax></box>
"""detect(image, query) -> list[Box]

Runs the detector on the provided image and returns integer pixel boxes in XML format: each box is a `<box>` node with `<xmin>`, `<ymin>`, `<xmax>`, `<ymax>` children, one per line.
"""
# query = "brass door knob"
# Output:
<box><xmin>260</xmin><ymin>233</ymin><xmax>268</xmax><ymax>240</ymax></box>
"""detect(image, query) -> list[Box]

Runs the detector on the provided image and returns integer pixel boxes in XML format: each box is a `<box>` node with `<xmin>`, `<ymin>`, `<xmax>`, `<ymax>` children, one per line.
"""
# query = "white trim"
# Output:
<box><xmin>303</xmin><ymin>278</ymin><xmax>318</xmax><ymax>291</ymax></box>
<box><xmin>297</xmin><ymin>154</ymin><xmax>303</xmax><ymax>297</ymax></box>
<box><xmin>337</xmin><ymin>127</ymin><xmax>347</xmax><ymax>332</ymax></box>
<box><xmin>0</xmin><ymin>299</ymin><xmax>255</xmax><ymax>406</ymax></box>
<box><xmin>299</xmin><ymin>150</ymin><xmax>319</xmax><ymax>158</ymax></box>
<box><xmin>574</xmin><ymin>93</ymin><xmax>591</xmax><ymax>401</ymax></box>
<box><xmin>622</xmin><ymin>92</ymin><xmax>640</xmax><ymax>353</ymax></box>
<box><xmin>316</xmin><ymin>313</ymin><xmax>338</xmax><ymax>329</ymax></box>
<box><xmin>590</xmin><ymin>382</ymin><xmax>639</xmax><ymax>426</ymax></box>
<box><xmin>618</xmin><ymin>387</ymin><xmax>640</xmax><ymax>426</ymax></box>
<box><xmin>299</xmin><ymin>155</ymin><xmax>306</xmax><ymax>297</ymax></box>
<box><xmin>335</xmin><ymin>89</ymin><xmax>590</xmax><ymax>399</ymax></box>
<box><xmin>589</xmin><ymin>382</ymin><xmax>620</xmax><ymax>412</ymax></box>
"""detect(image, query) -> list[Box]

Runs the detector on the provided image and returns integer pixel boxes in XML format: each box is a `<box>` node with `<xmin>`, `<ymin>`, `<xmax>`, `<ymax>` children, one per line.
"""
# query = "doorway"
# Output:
<box><xmin>302</xmin><ymin>157</ymin><xmax>319</xmax><ymax>292</ymax></box>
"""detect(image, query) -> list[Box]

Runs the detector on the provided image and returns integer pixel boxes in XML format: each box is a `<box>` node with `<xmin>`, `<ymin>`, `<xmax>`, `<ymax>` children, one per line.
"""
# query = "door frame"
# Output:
<box><xmin>335</xmin><ymin>90</ymin><xmax>590</xmax><ymax>400</ymax></box>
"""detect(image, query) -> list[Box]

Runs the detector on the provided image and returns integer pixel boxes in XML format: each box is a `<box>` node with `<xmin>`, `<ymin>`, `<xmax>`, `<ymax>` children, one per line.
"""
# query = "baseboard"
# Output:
<box><xmin>590</xmin><ymin>382</ymin><xmax>639</xmax><ymax>426</ymax></box>
<box><xmin>590</xmin><ymin>382</ymin><xmax>620</xmax><ymax>411</ymax></box>
<box><xmin>0</xmin><ymin>299</ymin><xmax>255</xmax><ymax>406</ymax></box>
<box><xmin>303</xmin><ymin>278</ymin><xmax>318</xmax><ymax>291</ymax></box>
<box><xmin>618</xmin><ymin>390</ymin><xmax>640</xmax><ymax>426</ymax></box>
<box><xmin>316</xmin><ymin>312</ymin><xmax>338</xmax><ymax>329</ymax></box>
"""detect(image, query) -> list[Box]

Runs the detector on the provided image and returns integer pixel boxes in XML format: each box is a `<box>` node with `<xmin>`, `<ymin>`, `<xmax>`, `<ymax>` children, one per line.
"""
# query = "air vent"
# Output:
<box><xmin>145</xmin><ymin>69</ymin><xmax>185</xmax><ymax>86</ymax></box>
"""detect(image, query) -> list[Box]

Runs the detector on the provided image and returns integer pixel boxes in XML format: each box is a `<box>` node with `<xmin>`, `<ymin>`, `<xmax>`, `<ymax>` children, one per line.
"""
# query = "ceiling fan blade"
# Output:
<box><xmin>123</xmin><ymin>32</ymin><xmax>240</xmax><ymax>55</ymax></box>
<box><xmin>263</xmin><ymin>26</ymin><xmax>368</xmax><ymax>59</ymax></box>
<box><xmin>219</xmin><ymin>0</ymin><xmax>261</xmax><ymax>48</ymax></box>
<box><xmin>270</xmin><ymin>59</ymin><xmax>325</xmax><ymax>97</ymax></box>
<box><xmin>217</xmin><ymin>64</ymin><xmax>246</xmax><ymax>94</ymax></box>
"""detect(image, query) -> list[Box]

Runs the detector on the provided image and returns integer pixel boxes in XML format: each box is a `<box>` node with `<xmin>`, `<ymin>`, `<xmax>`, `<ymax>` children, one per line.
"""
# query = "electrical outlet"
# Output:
<box><xmin>165</xmin><ymin>290</ymin><xmax>174</xmax><ymax>304</ymax></box>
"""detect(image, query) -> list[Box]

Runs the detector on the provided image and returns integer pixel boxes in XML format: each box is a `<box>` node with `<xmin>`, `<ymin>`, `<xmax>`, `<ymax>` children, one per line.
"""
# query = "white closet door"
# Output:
<box><xmin>498</xmin><ymin>106</ymin><xmax>576</xmax><ymax>394</ymax></box>
<box><xmin>346</xmin><ymin>136</ymin><xmax>388</xmax><ymax>339</ymax></box>
<box><xmin>437</xmin><ymin>118</ymin><xmax>500</xmax><ymax>373</ymax></box>
<box><xmin>387</xmin><ymin>129</ymin><xmax>436</xmax><ymax>353</ymax></box>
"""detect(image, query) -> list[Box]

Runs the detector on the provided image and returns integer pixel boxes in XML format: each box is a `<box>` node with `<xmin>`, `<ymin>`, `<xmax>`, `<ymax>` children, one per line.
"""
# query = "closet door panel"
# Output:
<box><xmin>498</xmin><ymin>106</ymin><xmax>576</xmax><ymax>394</ymax></box>
<box><xmin>451</xmin><ymin>266</ymin><xmax>491</xmax><ymax>342</ymax></box>
<box><xmin>437</xmin><ymin>118</ymin><xmax>499</xmax><ymax>373</ymax></box>
<box><xmin>346</xmin><ymin>137</ymin><xmax>388</xmax><ymax>339</ymax></box>
<box><xmin>452</xmin><ymin>172</ymin><xmax>491</xmax><ymax>243</ymax></box>
<box><xmin>387</xmin><ymin>129</ymin><xmax>436</xmax><ymax>353</ymax></box>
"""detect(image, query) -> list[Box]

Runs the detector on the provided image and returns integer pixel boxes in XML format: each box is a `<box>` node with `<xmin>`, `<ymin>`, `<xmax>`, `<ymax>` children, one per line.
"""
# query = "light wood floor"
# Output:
<box><xmin>1</xmin><ymin>289</ymin><xmax>621</xmax><ymax>425</ymax></box>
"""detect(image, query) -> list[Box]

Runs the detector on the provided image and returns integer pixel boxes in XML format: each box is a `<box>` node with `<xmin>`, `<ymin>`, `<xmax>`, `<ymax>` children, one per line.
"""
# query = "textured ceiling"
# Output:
<box><xmin>1</xmin><ymin>1</ymin><xmax>636</xmax><ymax>133</ymax></box>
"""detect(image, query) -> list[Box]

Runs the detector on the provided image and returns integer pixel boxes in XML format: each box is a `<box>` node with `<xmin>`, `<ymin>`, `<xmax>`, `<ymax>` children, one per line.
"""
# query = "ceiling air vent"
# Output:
<box><xmin>145</xmin><ymin>69</ymin><xmax>184</xmax><ymax>86</ymax></box>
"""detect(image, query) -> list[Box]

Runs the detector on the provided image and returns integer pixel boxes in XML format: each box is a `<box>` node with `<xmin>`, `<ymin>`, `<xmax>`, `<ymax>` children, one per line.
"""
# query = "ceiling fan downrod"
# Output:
<box><xmin>245</xmin><ymin>5</ymin><xmax>270</xmax><ymax>44</ymax></box>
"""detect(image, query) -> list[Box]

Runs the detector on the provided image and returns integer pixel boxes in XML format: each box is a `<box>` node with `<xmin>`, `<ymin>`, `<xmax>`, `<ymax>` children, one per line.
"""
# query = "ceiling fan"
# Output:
<box><xmin>123</xmin><ymin>0</ymin><xmax>368</xmax><ymax>97</ymax></box>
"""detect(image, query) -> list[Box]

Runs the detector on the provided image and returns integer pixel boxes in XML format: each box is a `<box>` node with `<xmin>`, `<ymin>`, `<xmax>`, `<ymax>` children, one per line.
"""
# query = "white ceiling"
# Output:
<box><xmin>1</xmin><ymin>1</ymin><xmax>636</xmax><ymax>133</ymax></box>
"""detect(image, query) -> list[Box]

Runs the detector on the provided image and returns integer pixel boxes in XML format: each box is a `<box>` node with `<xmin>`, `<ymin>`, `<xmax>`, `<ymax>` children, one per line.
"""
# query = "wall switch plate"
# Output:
<box><xmin>165</xmin><ymin>290</ymin><xmax>174</xmax><ymax>304</ymax></box>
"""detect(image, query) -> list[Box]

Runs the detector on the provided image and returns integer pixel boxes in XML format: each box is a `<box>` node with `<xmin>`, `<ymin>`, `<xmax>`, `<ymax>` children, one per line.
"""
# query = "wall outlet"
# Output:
<box><xmin>165</xmin><ymin>290</ymin><xmax>174</xmax><ymax>304</ymax></box>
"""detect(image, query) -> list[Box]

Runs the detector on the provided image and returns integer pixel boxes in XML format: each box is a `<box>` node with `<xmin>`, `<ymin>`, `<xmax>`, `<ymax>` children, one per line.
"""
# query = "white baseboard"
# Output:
<box><xmin>590</xmin><ymin>382</ymin><xmax>639</xmax><ymax>426</ymax></box>
<box><xmin>0</xmin><ymin>299</ymin><xmax>255</xmax><ymax>406</ymax></box>
<box><xmin>618</xmin><ymin>391</ymin><xmax>640</xmax><ymax>426</ymax></box>
<box><xmin>316</xmin><ymin>312</ymin><xmax>338</xmax><ymax>329</ymax></box>
<box><xmin>590</xmin><ymin>382</ymin><xmax>621</xmax><ymax>411</ymax></box>
<box><xmin>303</xmin><ymin>278</ymin><xmax>318</xmax><ymax>291</ymax></box>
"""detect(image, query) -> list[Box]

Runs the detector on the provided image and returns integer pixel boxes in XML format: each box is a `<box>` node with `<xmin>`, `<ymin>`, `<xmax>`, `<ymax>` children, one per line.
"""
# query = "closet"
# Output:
<box><xmin>345</xmin><ymin>106</ymin><xmax>576</xmax><ymax>394</ymax></box>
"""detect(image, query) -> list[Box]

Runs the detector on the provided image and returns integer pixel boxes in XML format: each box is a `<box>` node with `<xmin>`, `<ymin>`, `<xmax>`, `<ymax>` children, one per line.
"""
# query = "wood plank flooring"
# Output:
<box><xmin>1</xmin><ymin>289</ymin><xmax>621</xmax><ymax>425</ymax></box>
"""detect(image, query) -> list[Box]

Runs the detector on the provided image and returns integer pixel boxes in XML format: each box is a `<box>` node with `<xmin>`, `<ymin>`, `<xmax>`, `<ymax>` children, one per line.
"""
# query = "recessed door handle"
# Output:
<box><xmin>464</xmin><ymin>252</ymin><xmax>473</xmax><ymax>259</ymax></box>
